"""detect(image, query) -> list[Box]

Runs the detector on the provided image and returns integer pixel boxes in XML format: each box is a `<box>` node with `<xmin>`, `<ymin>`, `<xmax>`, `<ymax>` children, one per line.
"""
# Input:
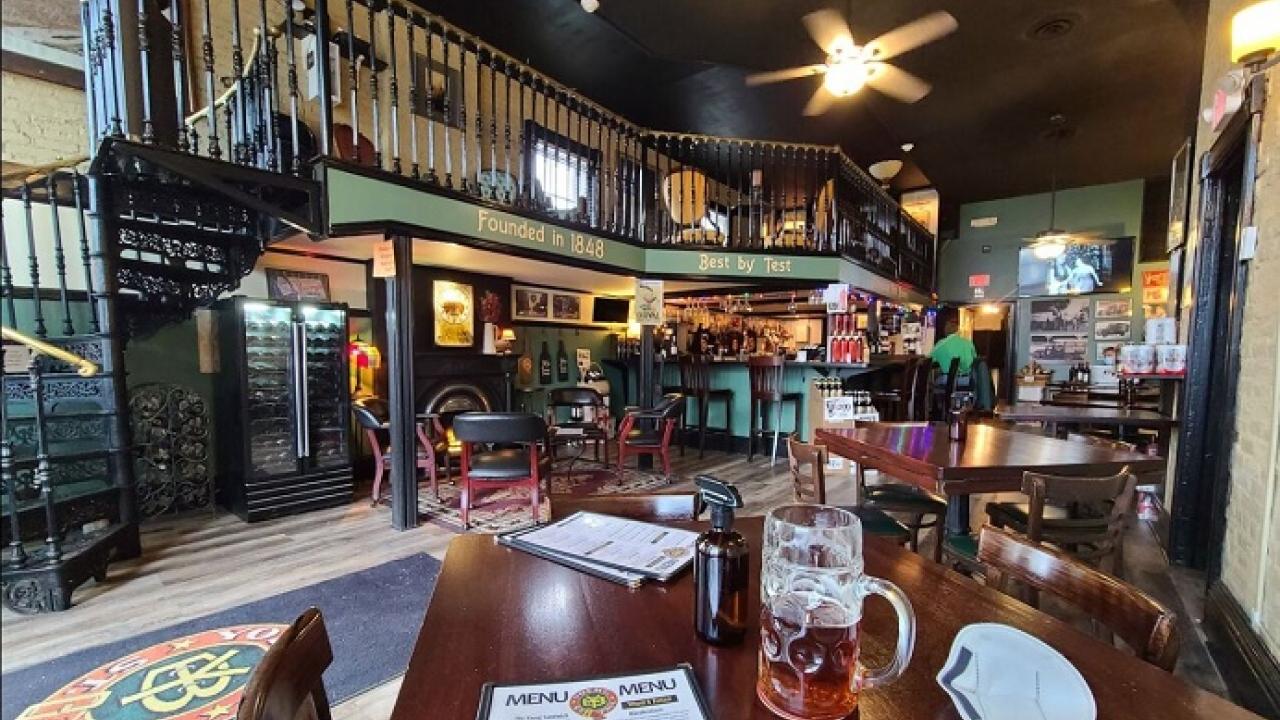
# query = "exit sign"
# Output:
<box><xmin>969</xmin><ymin>274</ymin><xmax>991</xmax><ymax>288</ymax></box>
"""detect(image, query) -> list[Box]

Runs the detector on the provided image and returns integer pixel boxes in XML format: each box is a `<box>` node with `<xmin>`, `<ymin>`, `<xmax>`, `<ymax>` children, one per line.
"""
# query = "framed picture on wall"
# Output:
<box><xmin>1094</xmin><ymin>299</ymin><xmax>1132</xmax><ymax>319</ymax></box>
<box><xmin>513</xmin><ymin>287</ymin><xmax>550</xmax><ymax>320</ymax></box>
<box><xmin>1168</xmin><ymin>138</ymin><xmax>1192</xmax><ymax>252</ymax></box>
<box><xmin>265</xmin><ymin>269</ymin><xmax>331</xmax><ymax>301</ymax></box>
<box><xmin>551</xmin><ymin>293</ymin><xmax>583</xmax><ymax>321</ymax></box>
<box><xmin>1029</xmin><ymin>334</ymin><xmax>1088</xmax><ymax>363</ymax></box>
<box><xmin>434</xmin><ymin>281</ymin><xmax>474</xmax><ymax>347</ymax></box>
<box><xmin>1095</xmin><ymin>320</ymin><xmax>1130</xmax><ymax>341</ymax></box>
<box><xmin>1029</xmin><ymin>298</ymin><xmax>1090</xmax><ymax>334</ymax></box>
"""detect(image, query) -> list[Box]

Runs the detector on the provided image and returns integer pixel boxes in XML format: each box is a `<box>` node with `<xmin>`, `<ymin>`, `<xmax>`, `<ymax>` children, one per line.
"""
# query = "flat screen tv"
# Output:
<box><xmin>1018</xmin><ymin>236</ymin><xmax>1134</xmax><ymax>296</ymax></box>
<box><xmin>592</xmin><ymin>297</ymin><xmax>630</xmax><ymax>324</ymax></box>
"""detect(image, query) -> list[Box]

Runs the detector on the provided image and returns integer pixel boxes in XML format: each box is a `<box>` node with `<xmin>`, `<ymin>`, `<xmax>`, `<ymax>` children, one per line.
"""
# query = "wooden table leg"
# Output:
<box><xmin>945</xmin><ymin>493</ymin><xmax>971</xmax><ymax>537</ymax></box>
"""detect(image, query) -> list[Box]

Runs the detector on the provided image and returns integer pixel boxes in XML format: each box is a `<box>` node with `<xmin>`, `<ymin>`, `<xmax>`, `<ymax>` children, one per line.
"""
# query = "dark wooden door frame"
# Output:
<box><xmin>1170</xmin><ymin>77</ymin><xmax>1265</xmax><ymax>572</ymax></box>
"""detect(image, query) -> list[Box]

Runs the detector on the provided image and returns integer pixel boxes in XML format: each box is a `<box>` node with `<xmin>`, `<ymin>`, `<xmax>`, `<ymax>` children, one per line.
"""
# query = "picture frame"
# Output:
<box><xmin>434</xmin><ymin>280</ymin><xmax>474</xmax><ymax>347</ymax></box>
<box><xmin>413</xmin><ymin>56</ymin><xmax>464</xmax><ymax>129</ymax></box>
<box><xmin>265</xmin><ymin>269</ymin><xmax>331</xmax><ymax>301</ymax></box>
<box><xmin>513</xmin><ymin>286</ymin><xmax>550</xmax><ymax>321</ymax></box>
<box><xmin>1094</xmin><ymin>320</ymin><xmax>1131</xmax><ymax>341</ymax></box>
<box><xmin>1029</xmin><ymin>298</ymin><xmax>1090</xmax><ymax>334</ymax></box>
<box><xmin>551</xmin><ymin>293</ymin><xmax>583</xmax><ymax>321</ymax></box>
<box><xmin>1167</xmin><ymin>138</ymin><xmax>1192</xmax><ymax>252</ymax></box>
<box><xmin>1094</xmin><ymin>299</ymin><xmax>1132</xmax><ymax>320</ymax></box>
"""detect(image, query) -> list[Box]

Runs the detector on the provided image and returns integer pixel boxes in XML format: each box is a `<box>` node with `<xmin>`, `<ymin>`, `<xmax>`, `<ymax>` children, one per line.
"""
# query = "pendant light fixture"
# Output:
<box><xmin>1030</xmin><ymin>114</ymin><xmax>1072</xmax><ymax>259</ymax></box>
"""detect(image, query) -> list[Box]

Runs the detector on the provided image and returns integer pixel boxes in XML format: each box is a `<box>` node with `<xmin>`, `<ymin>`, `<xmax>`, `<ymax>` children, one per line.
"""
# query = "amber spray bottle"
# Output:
<box><xmin>694</xmin><ymin>475</ymin><xmax>748</xmax><ymax>645</ymax></box>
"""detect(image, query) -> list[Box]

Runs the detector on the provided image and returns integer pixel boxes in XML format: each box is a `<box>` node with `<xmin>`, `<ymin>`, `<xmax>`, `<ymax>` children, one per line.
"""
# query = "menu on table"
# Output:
<box><xmin>507</xmin><ymin>511</ymin><xmax>699</xmax><ymax>581</ymax></box>
<box><xmin>477</xmin><ymin>665</ymin><xmax>711</xmax><ymax>720</ymax></box>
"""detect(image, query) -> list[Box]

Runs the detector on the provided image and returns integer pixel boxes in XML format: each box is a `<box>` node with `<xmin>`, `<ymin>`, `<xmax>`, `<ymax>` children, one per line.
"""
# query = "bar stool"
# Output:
<box><xmin>747</xmin><ymin>355</ymin><xmax>802</xmax><ymax>465</ymax></box>
<box><xmin>679</xmin><ymin>354</ymin><xmax>733</xmax><ymax>458</ymax></box>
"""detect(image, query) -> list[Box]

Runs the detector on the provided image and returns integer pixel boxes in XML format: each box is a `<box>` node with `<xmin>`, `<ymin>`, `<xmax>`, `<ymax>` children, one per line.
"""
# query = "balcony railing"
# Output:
<box><xmin>80</xmin><ymin>0</ymin><xmax>934</xmax><ymax>292</ymax></box>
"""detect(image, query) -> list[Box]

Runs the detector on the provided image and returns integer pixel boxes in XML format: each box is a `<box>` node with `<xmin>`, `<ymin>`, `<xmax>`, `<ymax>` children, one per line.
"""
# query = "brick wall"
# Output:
<box><xmin>1193</xmin><ymin>0</ymin><xmax>1280</xmax><ymax>655</ymax></box>
<box><xmin>0</xmin><ymin>72</ymin><xmax>88</xmax><ymax>168</ymax></box>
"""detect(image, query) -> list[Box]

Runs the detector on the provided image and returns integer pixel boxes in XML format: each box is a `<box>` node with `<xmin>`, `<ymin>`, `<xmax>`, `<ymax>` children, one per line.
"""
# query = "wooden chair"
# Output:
<box><xmin>978</xmin><ymin>525</ymin><xmax>1180</xmax><ymax>671</ymax></box>
<box><xmin>986</xmin><ymin>467</ymin><xmax>1137</xmax><ymax>576</ymax></box>
<box><xmin>747</xmin><ymin>355</ymin><xmax>803</xmax><ymax>465</ymax></box>
<box><xmin>617</xmin><ymin>394</ymin><xmax>684</xmax><ymax>475</ymax></box>
<box><xmin>353</xmin><ymin>397</ymin><xmax>440</xmax><ymax>505</ymax></box>
<box><xmin>453</xmin><ymin>412</ymin><xmax>550</xmax><ymax>529</ymax></box>
<box><xmin>548</xmin><ymin>491</ymin><xmax>701</xmax><ymax>523</ymax></box>
<box><xmin>786</xmin><ymin>436</ymin><xmax>912</xmax><ymax>546</ymax></box>
<box><xmin>238</xmin><ymin>608</ymin><xmax>334</xmax><ymax>720</ymax></box>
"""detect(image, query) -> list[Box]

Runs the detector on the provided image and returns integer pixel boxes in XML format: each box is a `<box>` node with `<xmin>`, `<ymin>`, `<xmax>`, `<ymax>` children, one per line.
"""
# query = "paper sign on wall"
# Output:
<box><xmin>635</xmin><ymin>279</ymin><xmax>664</xmax><ymax>325</ymax></box>
<box><xmin>372</xmin><ymin>240</ymin><xmax>396</xmax><ymax>278</ymax></box>
<box><xmin>823</xmin><ymin>396</ymin><xmax>854</xmax><ymax>422</ymax></box>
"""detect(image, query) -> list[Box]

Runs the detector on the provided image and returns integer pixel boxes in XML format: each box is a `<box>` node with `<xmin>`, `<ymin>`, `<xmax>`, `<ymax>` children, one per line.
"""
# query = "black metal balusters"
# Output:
<box><xmin>20</xmin><ymin>185</ymin><xmax>47</xmax><ymax>339</ymax></box>
<box><xmin>71</xmin><ymin>173</ymin><xmax>100</xmax><ymax>335</ymax></box>
<box><xmin>441</xmin><ymin>27</ymin><xmax>453</xmax><ymax>189</ymax></box>
<box><xmin>283</xmin><ymin>0</ymin><xmax>301</xmax><ymax>173</ymax></box>
<box><xmin>28</xmin><ymin>356</ymin><xmax>60</xmax><ymax>563</ymax></box>
<box><xmin>258</xmin><ymin>0</ymin><xmax>280</xmax><ymax>171</ymax></box>
<box><xmin>137</xmin><ymin>0</ymin><xmax>157</xmax><ymax>144</ymax></box>
<box><xmin>682</xmin><ymin>136</ymin><xmax>693</xmax><ymax>244</ymax></box>
<box><xmin>503</xmin><ymin>62</ymin><xmax>514</xmax><ymax>203</ymax></box>
<box><xmin>100</xmin><ymin>3</ymin><xmax>124</xmax><ymax>137</ymax></box>
<box><xmin>473</xmin><ymin>48</ymin><xmax>485</xmax><ymax>192</ymax></box>
<box><xmin>407</xmin><ymin>14</ymin><xmax>421</xmax><ymax>180</ymax></box>
<box><xmin>489</xmin><ymin>54</ymin><xmax>499</xmax><ymax>191</ymax></box>
<box><xmin>345</xmin><ymin>0</ymin><xmax>361</xmax><ymax>161</ymax></box>
<box><xmin>2</xmin><ymin>201</ymin><xmax>17</xmax><ymax>329</ymax></box>
<box><xmin>387</xmin><ymin>4</ymin><xmax>403</xmax><ymax>175</ymax></box>
<box><xmin>227</xmin><ymin>0</ymin><xmax>247</xmax><ymax>162</ymax></box>
<box><xmin>46</xmin><ymin>177</ymin><xmax>75</xmax><ymax>337</ymax></box>
<box><xmin>457</xmin><ymin>36</ymin><xmax>470</xmax><ymax>194</ymax></box>
<box><xmin>423</xmin><ymin>14</ymin><xmax>438</xmax><ymax>185</ymax></box>
<box><xmin>368</xmin><ymin>1</ymin><xmax>383</xmax><ymax>170</ymax></box>
<box><xmin>2</xmin><ymin>355</ymin><xmax>22</xmax><ymax>569</ymax></box>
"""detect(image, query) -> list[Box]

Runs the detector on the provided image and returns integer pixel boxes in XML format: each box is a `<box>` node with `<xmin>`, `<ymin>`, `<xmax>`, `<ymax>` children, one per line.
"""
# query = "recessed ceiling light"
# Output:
<box><xmin>901</xmin><ymin>142</ymin><xmax>915</xmax><ymax>152</ymax></box>
<box><xmin>581</xmin><ymin>0</ymin><xmax>600</xmax><ymax>12</ymax></box>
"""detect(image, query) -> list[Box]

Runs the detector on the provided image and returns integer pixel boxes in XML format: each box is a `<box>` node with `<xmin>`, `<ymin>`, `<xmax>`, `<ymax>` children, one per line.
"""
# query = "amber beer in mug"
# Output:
<box><xmin>757</xmin><ymin>505</ymin><xmax>916</xmax><ymax>719</ymax></box>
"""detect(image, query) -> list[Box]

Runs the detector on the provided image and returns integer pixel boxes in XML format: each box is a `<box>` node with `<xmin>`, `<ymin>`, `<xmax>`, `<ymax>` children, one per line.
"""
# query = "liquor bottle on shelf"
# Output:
<box><xmin>556</xmin><ymin>339</ymin><xmax>570</xmax><ymax>382</ymax></box>
<box><xmin>539</xmin><ymin>341</ymin><xmax>553</xmax><ymax>385</ymax></box>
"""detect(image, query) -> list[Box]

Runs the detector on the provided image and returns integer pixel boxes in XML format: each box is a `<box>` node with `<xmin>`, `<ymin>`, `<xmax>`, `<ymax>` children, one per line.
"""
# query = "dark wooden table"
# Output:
<box><xmin>389</xmin><ymin>517</ymin><xmax>1258</xmax><ymax>720</ymax></box>
<box><xmin>995</xmin><ymin>401</ymin><xmax>1177</xmax><ymax>451</ymax></box>
<box><xmin>815</xmin><ymin>422</ymin><xmax>1166</xmax><ymax>533</ymax></box>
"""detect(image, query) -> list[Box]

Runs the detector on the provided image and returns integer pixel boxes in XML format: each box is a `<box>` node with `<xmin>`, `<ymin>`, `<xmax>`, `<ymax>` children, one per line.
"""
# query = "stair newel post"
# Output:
<box><xmin>200</xmin><ymin>0</ymin><xmax>221</xmax><ymax>160</ymax></box>
<box><xmin>71</xmin><ymin>173</ymin><xmax>101</xmax><ymax>335</ymax></box>
<box><xmin>283</xmin><ymin>0</ymin><xmax>302</xmax><ymax>174</ymax></box>
<box><xmin>503</xmin><ymin>60</ymin><xmax>514</xmax><ymax>203</ymax></box>
<box><xmin>423</xmin><ymin>14</ymin><xmax>438</xmax><ymax>185</ymax></box>
<box><xmin>489</xmin><ymin>52</ymin><xmax>499</xmax><ymax>192</ymax></box>
<box><xmin>20</xmin><ymin>185</ymin><xmax>47</xmax><ymax>339</ymax></box>
<box><xmin>344</xmin><ymin>0</ymin><xmax>360</xmax><ymax>160</ymax></box>
<box><xmin>99</xmin><ymin>2</ymin><xmax>124</xmax><ymax>137</ymax></box>
<box><xmin>387</xmin><ymin>3</ymin><xmax>402</xmax><ymax>176</ymax></box>
<box><xmin>85</xmin><ymin>175</ymin><xmax>139</xmax><ymax>559</ymax></box>
<box><xmin>441</xmin><ymin>26</ymin><xmax>453</xmax><ymax>189</ymax></box>
<box><xmin>170</xmin><ymin>0</ymin><xmax>189</xmax><ymax>152</ymax></box>
<box><xmin>137</xmin><ymin>0</ymin><xmax>156</xmax><ymax>144</ymax></box>
<box><xmin>28</xmin><ymin>356</ymin><xmax>61</xmax><ymax>563</ymax></box>
<box><xmin>406</xmin><ymin>13</ymin><xmax>420</xmax><ymax>180</ymax></box>
<box><xmin>367</xmin><ymin>0</ymin><xmax>383</xmax><ymax>170</ymax></box>
<box><xmin>46</xmin><ymin>176</ymin><xmax>76</xmax><ymax>337</ymax></box>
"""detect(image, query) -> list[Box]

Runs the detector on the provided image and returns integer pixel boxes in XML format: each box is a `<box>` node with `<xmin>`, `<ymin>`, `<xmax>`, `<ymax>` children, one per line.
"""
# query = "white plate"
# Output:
<box><xmin>936</xmin><ymin>623</ymin><xmax>1096</xmax><ymax>720</ymax></box>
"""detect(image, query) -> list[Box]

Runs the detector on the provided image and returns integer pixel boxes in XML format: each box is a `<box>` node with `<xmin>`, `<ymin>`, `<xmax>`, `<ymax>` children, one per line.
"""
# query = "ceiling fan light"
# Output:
<box><xmin>823</xmin><ymin>60</ymin><xmax>866</xmax><ymax>97</ymax></box>
<box><xmin>1032</xmin><ymin>240</ymin><xmax>1068</xmax><ymax>259</ymax></box>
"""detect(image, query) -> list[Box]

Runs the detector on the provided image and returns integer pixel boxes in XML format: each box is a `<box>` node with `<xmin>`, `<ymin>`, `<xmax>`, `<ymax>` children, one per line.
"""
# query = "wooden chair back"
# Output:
<box><xmin>238</xmin><ymin>608</ymin><xmax>334</xmax><ymax>720</ymax></box>
<box><xmin>1023</xmin><ymin>468</ymin><xmax>1137</xmax><ymax>571</ymax></box>
<box><xmin>786</xmin><ymin>435</ymin><xmax>827</xmax><ymax>504</ymax></box>
<box><xmin>549</xmin><ymin>492</ymin><xmax>700</xmax><ymax>523</ymax></box>
<box><xmin>679</xmin><ymin>354</ymin><xmax>713</xmax><ymax>396</ymax></box>
<box><xmin>978</xmin><ymin>525</ymin><xmax>1180</xmax><ymax>671</ymax></box>
<box><xmin>748</xmin><ymin>355</ymin><xmax>786</xmax><ymax>401</ymax></box>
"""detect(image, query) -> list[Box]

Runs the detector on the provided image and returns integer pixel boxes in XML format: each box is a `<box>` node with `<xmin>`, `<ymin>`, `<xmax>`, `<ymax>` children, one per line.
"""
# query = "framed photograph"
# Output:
<box><xmin>1094</xmin><ymin>299</ymin><xmax>1132</xmax><ymax>320</ymax></box>
<box><xmin>1029</xmin><ymin>334</ymin><xmax>1088</xmax><ymax>363</ymax></box>
<box><xmin>513</xmin><ymin>287</ymin><xmax>550</xmax><ymax>320</ymax></box>
<box><xmin>1095</xmin><ymin>320</ymin><xmax>1130</xmax><ymax>341</ymax></box>
<box><xmin>433</xmin><ymin>281</ymin><xmax>474</xmax><ymax>347</ymax></box>
<box><xmin>265</xmin><ymin>269</ymin><xmax>331</xmax><ymax>301</ymax></box>
<box><xmin>551</xmin><ymin>293</ymin><xmax>583</xmax><ymax>321</ymax></box>
<box><xmin>1029</xmin><ymin>298</ymin><xmax>1090</xmax><ymax>334</ymax></box>
<box><xmin>413</xmin><ymin>57</ymin><xmax>464</xmax><ymax>128</ymax></box>
<box><xmin>1168</xmin><ymin>139</ymin><xmax>1192</xmax><ymax>252</ymax></box>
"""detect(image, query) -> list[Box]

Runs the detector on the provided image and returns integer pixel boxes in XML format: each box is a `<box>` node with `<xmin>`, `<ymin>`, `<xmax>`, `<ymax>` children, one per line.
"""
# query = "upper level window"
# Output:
<box><xmin>532</xmin><ymin>140</ymin><xmax>592</xmax><ymax>214</ymax></box>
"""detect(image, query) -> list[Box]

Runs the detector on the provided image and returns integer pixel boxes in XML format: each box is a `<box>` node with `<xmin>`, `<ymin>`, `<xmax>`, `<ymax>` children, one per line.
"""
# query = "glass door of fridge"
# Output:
<box><xmin>242</xmin><ymin>301</ymin><xmax>301</xmax><ymax>478</ymax></box>
<box><xmin>300</xmin><ymin>305</ymin><xmax>349</xmax><ymax>469</ymax></box>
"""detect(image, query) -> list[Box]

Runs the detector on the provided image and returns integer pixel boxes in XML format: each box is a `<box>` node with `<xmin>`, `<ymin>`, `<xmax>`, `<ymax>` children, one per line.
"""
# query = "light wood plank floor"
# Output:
<box><xmin>1</xmin><ymin>450</ymin><xmax>1227</xmax><ymax>718</ymax></box>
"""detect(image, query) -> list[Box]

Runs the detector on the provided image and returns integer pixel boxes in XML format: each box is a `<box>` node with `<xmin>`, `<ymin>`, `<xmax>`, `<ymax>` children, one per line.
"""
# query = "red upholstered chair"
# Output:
<box><xmin>453</xmin><ymin>412</ymin><xmax>550</xmax><ymax>529</ymax></box>
<box><xmin>352</xmin><ymin>397</ymin><xmax>440</xmax><ymax>505</ymax></box>
<box><xmin>617</xmin><ymin>394</ymin><xmax>685</xmax><ymax>476</ymax></box>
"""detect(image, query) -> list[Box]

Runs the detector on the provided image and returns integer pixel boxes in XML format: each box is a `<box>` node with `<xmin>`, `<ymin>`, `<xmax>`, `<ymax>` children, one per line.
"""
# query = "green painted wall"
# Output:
<box><xmin>938</xmin><ymin>179</ymin><xmax>1160</xmax><ymax>377</ymax></box>
<box><xmin>511</xmin><ymin>325</ymin><xmax>619</xmax><ymax>418</ymax></box>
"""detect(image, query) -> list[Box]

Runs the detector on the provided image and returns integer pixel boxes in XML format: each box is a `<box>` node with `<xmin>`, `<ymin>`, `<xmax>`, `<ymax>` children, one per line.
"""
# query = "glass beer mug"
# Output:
<box><xmin>757</xmin><ymin>505</ymin><xmax>916</xmax><ymax>719</ymax></box>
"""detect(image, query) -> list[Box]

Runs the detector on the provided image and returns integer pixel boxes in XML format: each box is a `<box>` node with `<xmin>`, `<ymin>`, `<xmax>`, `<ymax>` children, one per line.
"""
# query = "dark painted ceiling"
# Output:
<box><xmin>418</xmin><ymin>0</ymin><xmax>1208</xmax><ymax>204</ymax></box>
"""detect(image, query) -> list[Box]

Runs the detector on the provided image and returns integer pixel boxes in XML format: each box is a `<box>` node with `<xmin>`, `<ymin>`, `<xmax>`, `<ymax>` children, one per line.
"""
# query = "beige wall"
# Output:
<box><xmin>0</xmin><ymin>72</ymin><xmax>88</xmax><ymax>169</ymax></box>
<box><xmin>1191</xmin><ymin>0</ymin><xmax>1280</xmax><ymax>654</ymax></box>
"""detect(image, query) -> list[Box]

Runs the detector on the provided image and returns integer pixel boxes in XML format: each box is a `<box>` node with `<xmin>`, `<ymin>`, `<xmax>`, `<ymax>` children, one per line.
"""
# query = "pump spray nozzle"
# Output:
<box><xmin>696</xmin><ymin>475</ymin><xmax>744</xmax><ymax>531</ymax></box>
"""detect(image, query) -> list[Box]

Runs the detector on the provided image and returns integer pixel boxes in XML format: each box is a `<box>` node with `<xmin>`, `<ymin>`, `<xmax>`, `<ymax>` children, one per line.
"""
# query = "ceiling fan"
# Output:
<box><xmin>744</xmin><ymin>6</ymin><xmax>958</xmax><ymax>115</ymax></box>
<box><xmin>1025</xmin><ymin>114</ymin><xmax>1106</xmax><ymax>259</ymax></box>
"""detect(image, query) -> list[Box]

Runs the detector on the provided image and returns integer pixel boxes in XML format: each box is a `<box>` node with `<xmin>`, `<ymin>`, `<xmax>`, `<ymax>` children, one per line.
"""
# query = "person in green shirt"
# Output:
<box><xmin>930</xmin><ymin>320</ymin><xmax>978</xmax><ymax>375</ymax></box>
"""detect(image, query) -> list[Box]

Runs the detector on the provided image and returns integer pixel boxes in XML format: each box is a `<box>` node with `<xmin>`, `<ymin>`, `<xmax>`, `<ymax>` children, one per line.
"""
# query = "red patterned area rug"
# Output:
<box><xmin>416</xmin><ymin>466</ymin><xmax>673</xmax><ymax>534</ymax></box>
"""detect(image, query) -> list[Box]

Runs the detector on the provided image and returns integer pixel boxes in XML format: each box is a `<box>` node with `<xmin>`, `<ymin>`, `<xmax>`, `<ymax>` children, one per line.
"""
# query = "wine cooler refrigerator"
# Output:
<box><xmin>214</xmin><ymin>297</ymin><xmax>353</xmax><ymax>521</ymax></box>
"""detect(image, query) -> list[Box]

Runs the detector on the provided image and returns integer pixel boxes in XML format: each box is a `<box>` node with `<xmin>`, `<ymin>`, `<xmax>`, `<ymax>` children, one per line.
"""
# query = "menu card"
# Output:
<box><xmin>477</xmin><ymin>665</ymin><xmax>711</xmax><ymax>720</ymax></box>
<box><xmin>500</xmin><ymin>512</ymin><xmax>698</xmax><ymax>583</ymax></box>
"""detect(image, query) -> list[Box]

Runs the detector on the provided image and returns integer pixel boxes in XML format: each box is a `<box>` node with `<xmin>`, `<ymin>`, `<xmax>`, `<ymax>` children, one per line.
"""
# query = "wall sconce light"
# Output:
<box><xmin>1232</xmin><ymin>0</ymin><xmax>1280</xmax><ymax>69</ymax></box>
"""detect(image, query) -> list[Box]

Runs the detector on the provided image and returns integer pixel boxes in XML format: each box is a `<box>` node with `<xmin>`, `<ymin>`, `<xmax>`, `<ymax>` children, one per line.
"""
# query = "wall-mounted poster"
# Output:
<box><xmin>434</xmin><ymin>281</ymin><xmax>474</xmax><ymax>347</ymax></box>
<box><xmin>1095</xmin><ymin>320</ymin><xmax>1131</xmax><ymax>341</ymax></box>
<box><xmin>265</xmin><ymin>269</ymin><xmax>331</xmax><ymax>301</ymax></box>
<box><xmin>1029</xmin><ymin>298</ymin><xmax>1090</xmax><ymax>334</ymax></box>
<box><xmin>635</xmin><ymin>279</ymin><xmax>664</xmax><ymax>325</ymax></box>
<box><xmin>1094</xmin><ymin>299</ymin><xmax>1132</xmax><ymax>320</ymax></box>
<box><xmin>1142</xmin><ymin>268</ymin><xmax>1170</xmax><ymax>306</ymax></box>
<box><xmin>1029</xmin><ymin>334</ymin><xmax>1088</xmax><ymax>363</ymax></box>
<box><xmin>552</xmin><ymin>293</ymin><xmax>583</xmax><ymax>321</ymax></box>
<box><xmin>514</xmin><ymin>287</ymin><xmax>549</xmax><ymax>320</ymax></box>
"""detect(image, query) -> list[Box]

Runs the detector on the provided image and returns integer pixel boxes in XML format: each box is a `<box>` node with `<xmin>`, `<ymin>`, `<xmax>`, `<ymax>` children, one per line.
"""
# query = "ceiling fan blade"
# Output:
<box><xmin>863</xmin><ymin>11</ymin><xmax>958</xmax><ymax>62</ymax></box>
<box><xmin>866</xmin><ymin>62</ymin><xmax>932</xmax><ymax>103</ymax></box>
<box><xmin>745</xmin><ymin>64</ymin><xmax>828</xmax><ymax>87</ymax></box>
<box><xmin>803</xmin><ymin>85</ymin><xmax>837</xmax><ymax>116</ymax></box>
<box><xmin>802</xmin><ymin>9</ymin><xmax>856</xmax><ymax>55</ymax></box>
